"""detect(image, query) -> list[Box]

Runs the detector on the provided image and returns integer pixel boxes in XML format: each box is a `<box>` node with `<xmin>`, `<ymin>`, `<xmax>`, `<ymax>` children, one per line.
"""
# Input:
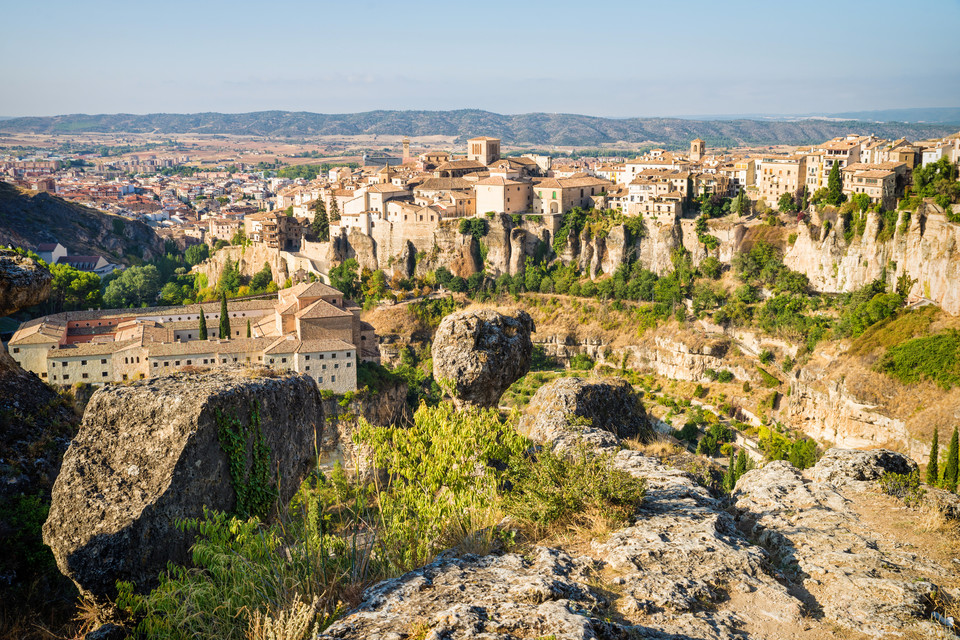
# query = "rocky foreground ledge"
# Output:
<box><xmin>321</xmin><ymin>441</ymin><xmax>957</xmax><ymax>639</ymax></box>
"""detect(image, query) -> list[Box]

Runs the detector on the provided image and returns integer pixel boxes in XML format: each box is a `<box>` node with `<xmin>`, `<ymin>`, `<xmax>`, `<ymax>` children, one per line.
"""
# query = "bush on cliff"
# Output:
<box><xmin>117</xmin><ymin>402</ymin><xmax>646</xmax><ymax>639</ymax></box>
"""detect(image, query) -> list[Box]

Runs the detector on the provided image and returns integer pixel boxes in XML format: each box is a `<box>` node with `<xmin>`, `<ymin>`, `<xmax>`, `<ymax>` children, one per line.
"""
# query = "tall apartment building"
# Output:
<box><xmin>757</xmin><ymin>155</ymin><xmax>807</xmax><ymax>204</ymax></box>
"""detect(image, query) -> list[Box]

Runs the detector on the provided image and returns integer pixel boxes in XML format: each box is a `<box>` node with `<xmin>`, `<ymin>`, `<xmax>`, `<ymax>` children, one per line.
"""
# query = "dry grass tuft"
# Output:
<box><xmin>624</xmin><ymin>432</ymin><xmax>681</xmax><ymax>458</ymax></box>
<box><xmin>915</xmin><ymin>504</ymin><xmax>958</xmax><ymax>536</ymax></box>
<box><xmin>246</xmin><ymin>597</ymin><xmax>319</xmax><ymax>640</ymax></box>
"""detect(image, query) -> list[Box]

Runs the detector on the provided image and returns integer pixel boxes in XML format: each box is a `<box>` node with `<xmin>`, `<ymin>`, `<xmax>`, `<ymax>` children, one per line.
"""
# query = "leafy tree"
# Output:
<box><xmin>826</xmin><ymin>160</ymin><xmax>844</xmax><ymax>206</ymax></box>
<box><xmin>48</xmin><ymin>263</ymin><xmax>102</xmax><ymax>312</ymax></box>
<box><xmin>699</xmin><ymin>256</ymin><xmax>722</xmax><ymax>279</ymax></box>
<box><xmin>184</xmin><ymin>243</ymin><xmax>210</xmax><ymax>267</ymax></box>
<box><xmin>778</xmin><ymin>192</ymin><xmax>797</xmax><ymax>213</ymax></box>
<box><xmin>250</xmin><ymin>262</ymin><xmax>273</xmax><ymax>292</ymax></box>
<box><xmin>944</xmin><ymin>427</ymin><xmax>959</xmax><ymax>492</ymax></box>
<box><xmin>217</xmin><ymin>258</ymin><xmax>242</xmax><ymax>294</ymax></box>
<box><xmin>927</xmin><ymin>427</ymin><xmax>940</xmax><ymax>486</ymax></box>
<box><xmin>219</xmin><ymin>293</ymin><xmax>231</xmax><ymax>340</ymax></box>
<box><xmin>231</xmin><ymin>227</ymin><xmax>247</xmax><ymax>246</ymax></box>
<box><xmin>329</xmin><ymin>258</ymin><xmax>360</xmax><ymax>299</ymax></box>
<box><xmin>103</xmin><ymin>265</ymin><xmax>161</xmax><ymax>308</ymax></box>
<box><xmin>198</xmin><ymin>308</ymin><xmax>207</xmax><ymax>340</ymax></box>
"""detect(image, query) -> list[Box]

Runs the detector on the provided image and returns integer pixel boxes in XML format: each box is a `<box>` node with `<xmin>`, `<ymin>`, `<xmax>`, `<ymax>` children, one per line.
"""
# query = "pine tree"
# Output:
<box><xmin>246</xmin><ymin>319</ymin><xmax>251</xmax><ymax>338</ymax></box>
<box><xmin>926</xmin><ymin>427</ymin><xmax>940</xmax><ymax>486</ymax></box>
<box><xmin>943</xmin><ymin>427</ymin><xmax>959</xmax><ymax>492</ymax></box>
<box><xmin>198</xmin><ymin>308</ymin><xmax>208</xmax><ymax>340</ymax></box>
<box><xmin>329</xmin><ymin>198</ymin><xmax>340</xmax><ymax>222</ymax></box>
<box><xmin>826</xmin><ymin>160</ymin><xmax>843</xmax><ymax>206</ymax></box>
<box><xmin>219</xmin><ymin>293</ymin><xmax>231</xmax><ymax>340</ymax></box>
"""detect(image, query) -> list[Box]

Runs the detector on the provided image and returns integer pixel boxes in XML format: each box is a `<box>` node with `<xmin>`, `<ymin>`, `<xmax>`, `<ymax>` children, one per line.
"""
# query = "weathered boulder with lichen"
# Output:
<box><xmin>810</xmin><ymin>447</ymin><xmax>918</xmax><ymax>487</ymax></box>
<box><xmin>0</xmin><ymin>248</ymin><xmax>51</xmax><ymax>316</ymax></box>
<box><xmin>432</xmin><ymin>308</ymin><xmax>534</xmax><ymax>408</ymax></box>
<box><xmin>43</xmin><ymin>369</ymin><xmax>325</xmax><ymax>602</ymax></box>
<box><xmin>519</xmin><ymin>376</ymin><xmax>653</xmax><ymax>451</ymax></box>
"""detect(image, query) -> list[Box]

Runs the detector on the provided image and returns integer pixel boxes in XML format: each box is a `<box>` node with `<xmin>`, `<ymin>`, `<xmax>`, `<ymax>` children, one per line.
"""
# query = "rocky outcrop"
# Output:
<box><xmin>519</xmin><ymin>376</ymin><xmax>652</xmax><ymax>450</ymax></box>
<box><xmin>43</xmin><ymin>369</ymin><xmax>325</xmax><ymax>601</ymax></box>
<box><xmin>194</xmin><ymin>243</ymin><xmax>289</xmax><ymax>289</ymax></box>
<box><xmin>735</xmin><ymin>453</ymin><xmax>952</xmax><ymax>637</ymax></box>
<box><xmin>0</xmin><ymin>183</ymin><xmax>165</xmax><ymax>266</ymax></box>
<box><xmin>323</xmin><ymin>429</ymin><xmax>955</xmax><ymax>637</ymax></box>
<box><xmin>432</xmin><ymin>308</ymin><xmax>534</xmax><ymax>408</ymax></box>
<box><xmin>785</xmin><ymin>361</ymin><xmax>930</xmax><ymax>461</ymax></box>
<box><xmin>809</xmin><ymin>447</ymin><xmax>918</xmax><ymax>487</ymax></box>
<box><xmin>785</xmin><ymin>204</ymin><xmax>960</xmax><ymax>315</ymax></box>
<box><xmin>0</xmin><ymin>248</ymin><xmax>52</xmax><ymax>316</ymax></box>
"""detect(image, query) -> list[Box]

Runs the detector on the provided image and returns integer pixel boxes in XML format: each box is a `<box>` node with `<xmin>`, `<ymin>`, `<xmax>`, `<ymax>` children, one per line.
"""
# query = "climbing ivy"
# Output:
<box><xmin>215</xmin><ymin>401</ymin><xmax>278</xmax><ymax>520</ymax></box>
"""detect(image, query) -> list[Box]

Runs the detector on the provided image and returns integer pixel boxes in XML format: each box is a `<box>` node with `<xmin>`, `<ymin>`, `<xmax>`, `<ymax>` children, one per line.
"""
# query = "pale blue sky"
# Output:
<box><xmin>1</xmin><ymin>0</ymin><xmax>958</xmax><ymax>117</ymax></box>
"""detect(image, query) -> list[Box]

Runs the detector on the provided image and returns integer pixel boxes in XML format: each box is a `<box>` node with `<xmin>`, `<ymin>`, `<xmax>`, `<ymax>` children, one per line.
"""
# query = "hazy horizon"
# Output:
<box><xmin>2</xmin><ymin>0</ymin><xmax>959</xmax><ymax>118</ymax></box>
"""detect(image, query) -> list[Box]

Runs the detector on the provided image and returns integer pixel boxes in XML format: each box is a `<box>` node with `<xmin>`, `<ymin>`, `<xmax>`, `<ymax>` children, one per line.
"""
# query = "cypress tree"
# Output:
<box><xmin>198</xmin><ymin>308</ymin><xmax>207</xmax><ymax>340</ymax></box>
<box><xmin>312</xmin><ymin>199</ymin><xmax>329</xmax><ymax>241</ymax></box>
<box><xmin>926</xmin><ymin>427</ymin><xmax>940</xmax><ymax>486</ymax></box>
<box><xmin>943</xmin><ymin>427</ymin><xmax>959</xmax><ymax>492</ymax></box>
<box><xmin>734</xmin><ymin>449</ymin><xmax>749</xmax><ymax>482</ymax></box>
<box><xmin>219</xmin><ymin>293</ymin><xmax>231</xmax><ymax>339</ymax></box>
<box><xmin>826</xmin><ymin>160</ymin><xmax>843</xmax><ymax>206</ymax></box>
<box><xmin>246</xmin><ymin>319</ymin><xmax>251</xmax><ymax>338</ymax></box>
<box><xmin>724</xmin><ymin>448</ymin><xmax>736</xmax><ymax>493</ymax></box>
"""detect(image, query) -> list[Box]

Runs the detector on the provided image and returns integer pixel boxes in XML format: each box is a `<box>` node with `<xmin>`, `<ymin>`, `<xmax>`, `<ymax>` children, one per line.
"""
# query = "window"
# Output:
<box><xmin>175</xmin><ymin>361</ymin><xmax>180</xmax><ymax>366</ymax></box>
<box><xmin>164</xmin><ymin>362</ymin><xmax>169</xmax><ymax>367</ymax></box>
<box><xmin>281</xmin><ymin>358</ymin><xmax>287</xmax><ymax>363</ymax></box>
<box><xmin>332</xmin><ymin>353</ymin><xmax>337</xmax><ymax>359</ymax></box>
<box><xmin>222</xmin><ymin>359</ymin><xmax>227</xmax><ymax>364</ymax></box>
<box><xmin>12</xmin><ymin>348</ymin><xmax>18</xmax><ymax>354</ymax></box>
<box><xmin>82</xmin><ymin>373</ymin><xmax>89</xmax><ymax>379</ymax></box>
<box><xmin>81</xmin><ymin>360</ymin><xmax>87</xmax><ymax>366</ymax></box>
<box><xmin>305</xmin><ymin>366</ymin><xmax>310</xmax><ymax>371</ymax></box>
<box><xmin>50</xmin><ymin>362</ymin><xmax>55</xmax><ymax>368</ymax></box>
<box><xmin>101</xmin><ymin>358</ymin><xmax>107</xmax><ymax>364</ymax></box>
<box><xmin>331</xmin><ymin>375</ymin><xmax>336</xmax><ymax>382</ymax></box>
<box><xmin>122</xmin><ymin>374</ymin><xmax>128</xmax><ymax>381</ymax></box>
<box><xmin>322</xmin><ymin>364</ymin><xmax>327</xmax><ymax>370</ymax></box>
<box><xmin>153</xmin><ymin>362</ymin><xmax>158</xmax><ymax>368</ymax></box>
<box><xmin>102</xmin><ymin>371</ymin><xmax>108</xmax><ymax>377</ymax></box>
<box><xmin>334</xmin><ymin>363</ymin><xmax>339</xmax><ymax>369</ymax></box>
<box><xmin>318</xmin><ymin>354</ymin><xmax>324</xmax><ymax>359</ymax></box>
<box><xmin>305</xmin><ymin>355</ymin><xmax>310</xmax><ymax>360</ymax></box>
<box><xmin>63</xmin><ymin>374</ymin><xmax>69</xmax><ymax>380</ymax></box>
<box><xmin>347</xmin><ymin>362</ymin><xmax>352</xmax><ymax>368</ymax></box>
<box><xmin>319</xmin><ymin>376</ymin><xmax>323</xmax><ymax>383</ymax></box>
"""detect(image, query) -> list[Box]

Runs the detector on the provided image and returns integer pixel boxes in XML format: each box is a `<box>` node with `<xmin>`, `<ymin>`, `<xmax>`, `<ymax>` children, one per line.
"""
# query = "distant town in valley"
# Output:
<box><xmin>3</xmin><ymin>123</ymin><xmax>960</xmax><ymax>391</ymax></box>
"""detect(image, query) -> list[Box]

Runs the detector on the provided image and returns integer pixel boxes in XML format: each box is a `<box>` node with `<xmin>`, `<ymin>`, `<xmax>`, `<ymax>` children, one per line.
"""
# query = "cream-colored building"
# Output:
<box><xmin>467</xmin><ymin>137</ymin><xmax>501</xmax><ymax>166</ymax></box>
<box><xmin>841</xmin><ymin>162</ymin><xmax>907</xmax><ymax>210</ymax></box>
<box><xmin>533</xmin><ymin>175</ymin><xmax>613</xmax><ymax>214</ymax></box>
<box><xmin>475</xmin><ymin>177</ymin><xmax>532</xmax><ymax>214</ymax></box>
<box><xmin>8</xmin><ymin>282</ymin><xmax>374</xmax><ymax>392</ymax></box>
<box><xmin>757</xmin><ymin>155</ymin><xmax>806</xmax><ymax>204</ymax></box>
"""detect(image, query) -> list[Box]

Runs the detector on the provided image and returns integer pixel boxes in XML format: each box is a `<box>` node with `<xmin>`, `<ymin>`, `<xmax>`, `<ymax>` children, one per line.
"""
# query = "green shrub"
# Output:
<box><xmin>569</xmin><ymin>353</ymin><xmax>595</xmax><ymax>371</ymax></box>
<box><xmin>877</xmin><ymin>330</ymin><xmax>960</xmax><ymax>389</ymax></box>
<box><xmin>716</xmin><ymin>370</ymin><xmax>734</xmax><ymax>383</ymax></box>
<box><xmin>757</xmin><ymin>366</ymin><xmax>780</xmax><ymax>388</ymax></box>
<box><xmin>878</xmin><ymin>470</ymin><xmax>926</xmax><ymax>507</ymax></box>
<box><xmin>503</xmin><ymin>446</ymin><xmax>645</xmax><ymax>529</ymax></box>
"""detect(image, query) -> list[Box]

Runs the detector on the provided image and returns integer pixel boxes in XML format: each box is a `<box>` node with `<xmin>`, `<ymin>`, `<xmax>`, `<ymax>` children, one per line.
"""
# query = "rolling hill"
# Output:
<box><xmin>1</xmin><ymin>110</ymin><xmax>957</xmax><ymax>147</ymax></box>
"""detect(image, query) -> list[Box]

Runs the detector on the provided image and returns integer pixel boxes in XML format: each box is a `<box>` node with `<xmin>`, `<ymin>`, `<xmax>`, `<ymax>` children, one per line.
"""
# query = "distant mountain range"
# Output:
<box><xmin>1</xmin><ymin>110</ymin><xmax>957</xmax><ymax>148</ymax></box>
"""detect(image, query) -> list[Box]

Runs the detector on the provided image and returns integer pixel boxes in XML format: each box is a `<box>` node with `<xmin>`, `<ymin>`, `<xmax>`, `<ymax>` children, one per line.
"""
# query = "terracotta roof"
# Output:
<box><xmin>295</xmin><ymin>298</ymin><xmax>353</xmax><ymax>320</ymax></box>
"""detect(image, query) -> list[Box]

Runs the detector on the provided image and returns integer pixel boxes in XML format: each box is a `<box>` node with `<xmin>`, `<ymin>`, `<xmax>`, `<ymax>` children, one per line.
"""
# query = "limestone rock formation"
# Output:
<box><xmin>519</xmin><ymin>376</ymin><xmax>652</xmax><ymax>451</ymax></box>
<box><xmin>735</xmin><ymin>457</ymin><xmax>951</xmax><ymax>636</ymax></box>
<box><xmin>432</xmin><ymin>308</ymin><xmax>534</xmax><ymax>408</ymax></box>
<box><xmin>322</xmin><ymin>447</ymin><xmax>954</xmax><ymax>639</ymax></box>
<box><xmin>810</xmin><ymin>447</ymin><xmax>918</xmax><ymax>487</ymax></box>
<box><xmin>43</xmin><ymin>369</ymin><xmax>325</xmax><ymax>601</ymax></box>
<box><xmin>0</xmin><ymin>248</ymin><xmax>52</xmax><ymax>316</ymax></box>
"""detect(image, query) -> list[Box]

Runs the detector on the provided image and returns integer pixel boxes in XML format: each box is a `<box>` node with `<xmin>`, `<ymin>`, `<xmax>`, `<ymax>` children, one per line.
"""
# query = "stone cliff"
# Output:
<box><xmin>786</xmin><ymin>203</ymin><xmax>960</xmax><ymax>314</ymax></box>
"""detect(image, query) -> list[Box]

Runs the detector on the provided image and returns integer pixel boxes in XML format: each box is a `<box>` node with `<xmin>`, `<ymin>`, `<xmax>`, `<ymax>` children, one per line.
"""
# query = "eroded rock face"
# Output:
<box><xmin>43</xmin><ymin>369</ymin><xmax>325</xmax><ymax>601</ymax></box>
<box><xmin>0</xmin><ymin>248</ymin><xmax>52</xmax><ymax>316</ymax></box>
<box><xmin>519</xmin><ymin>376</ymin><xmax>653</xmax><ymax>451</ymax></box>
<box><xmin>432</xmin><ymin>309</ymin><xmax>534</xmax><ymax>408</ymax></box>
<box><xmin>734</xmin><ymin>459</ymin><xmax>951</xmax><ymax>636</ymax></box>
<box><xmin>810</xmin><ymin>447</ymin><xmax>918</xmax><ymax>487</ymax></box>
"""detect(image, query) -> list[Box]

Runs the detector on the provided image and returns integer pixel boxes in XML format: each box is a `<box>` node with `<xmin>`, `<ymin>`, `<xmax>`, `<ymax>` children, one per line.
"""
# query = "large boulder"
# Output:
<box><xmin>432</xmin><ymin>308</ymin><xmax>534</xmax><ymax>408</ymax></box>
<box><xmin>0</xmin><ymin>248</ymin><xmax>51</xmax><ymax>316</ymax></box>
<box><xmin>519</xmin><ymin>377</ymin><xmax>652</xmax><ymax>452</ymax></box>
<box><xmin>810</xmin><ymin>448</ymin><xmax>917</xmax><ymax>487</ymax></box>
<box><xmin>43</xmin><ymin>369</ymin><xmax>325</xmax><ymax>602</ymax></box>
